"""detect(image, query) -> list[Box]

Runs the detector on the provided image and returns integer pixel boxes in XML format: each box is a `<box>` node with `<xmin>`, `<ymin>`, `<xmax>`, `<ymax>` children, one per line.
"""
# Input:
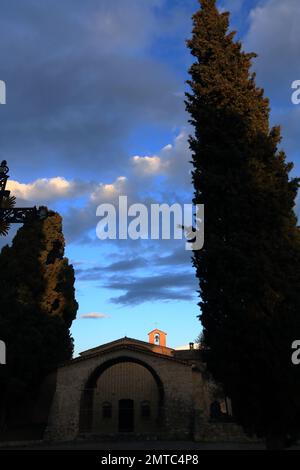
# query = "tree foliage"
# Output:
<box><xmin>186</xmin><ymin>0</ymin><xmax>300</xmax><ymax>446</ymax></box>
<box><xmin>0</xmin><ymin>211</ymin><xmax>77</xmax><ymax>424</ymax></box>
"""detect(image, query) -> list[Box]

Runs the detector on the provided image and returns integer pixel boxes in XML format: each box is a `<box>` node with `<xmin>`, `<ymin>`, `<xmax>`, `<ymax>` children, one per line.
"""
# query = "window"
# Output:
<box><xmin>210</xmin><ymin>399</ymin><xmax>233</xmax><ymax>422</ymax></box>
<box><xmin>210</xmin><ymin>400</ymin><xmax>222</xmax><ymax>421</ymax></box>
<box><xmin>141</xmin><ymin>400</ymin><xmax>151</xmax><ymax>419</ymax></box>
<box><xmin>102</xmin><ymin>401</ymin><xmax>112</xmax><ymax>419</ymax></box>
<box><xmin>154</xmin><ymin>334</ymin><xmax>160</xmax><ymax>345</ymax></box>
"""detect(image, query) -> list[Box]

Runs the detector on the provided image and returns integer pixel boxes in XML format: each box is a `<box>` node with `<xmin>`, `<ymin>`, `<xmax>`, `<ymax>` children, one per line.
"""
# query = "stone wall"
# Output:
<box><xmin>45</xmin><ymin>348</ymin><xmax>208</xmax><ymax>442</ymax></box>
<box><xmin>195</xmin><ymin>421</ymin><xmax>259</xmax><ymax>443</ymax></box>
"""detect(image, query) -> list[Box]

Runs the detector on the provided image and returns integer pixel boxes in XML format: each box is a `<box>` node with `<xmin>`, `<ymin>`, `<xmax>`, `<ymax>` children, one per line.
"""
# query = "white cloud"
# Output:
<box><xmin>80</xmin><ymin>312</ymin><xmax>110</xmax><ymax>319</ymax></box>
<box><xmin>9</xmin><ymin>130</ymin><xmax>192</xmax><ymax>244</ymax></box>
<box><xmin>131</xmin><ymin>155</ymin><xmax>168</xmax><ymax>175</ymax></box>
<box><xmin>63</xmin><ymin>129</ymin><xmax>193</xmax><ymax>243</ymax></box>
<box><xmin>7</xmin><ymin>177</ymin><xmax>85</xmax><ymax>202</ymax></box>
<box><xmin>130</xmin><ymin>129</ymin><xmax>191</xmax><ymax>188</ymax></box>
<box><xmin>90</xmin><ymin>176</ymin><xmax>128</xmax><ymax>203</ymax></box>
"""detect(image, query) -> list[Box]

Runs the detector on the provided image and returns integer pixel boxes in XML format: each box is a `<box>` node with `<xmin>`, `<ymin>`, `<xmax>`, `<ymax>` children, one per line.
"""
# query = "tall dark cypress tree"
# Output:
<box><xmin>186</xmin><ymin>0</ymin><xmax>300</xmax><ymax>448</ymax></box>
<box><xmin>0</xmin><ymin>211</ymin><xmax>77</xmax><ymax>431</ymax></box>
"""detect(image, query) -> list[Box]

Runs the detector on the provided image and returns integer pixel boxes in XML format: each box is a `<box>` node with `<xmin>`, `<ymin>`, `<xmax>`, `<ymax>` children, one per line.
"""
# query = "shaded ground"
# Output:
<box><xmin>1</xmin><ymin>440</ymin><xmax>299</xmax><ymax>450</ymax></box>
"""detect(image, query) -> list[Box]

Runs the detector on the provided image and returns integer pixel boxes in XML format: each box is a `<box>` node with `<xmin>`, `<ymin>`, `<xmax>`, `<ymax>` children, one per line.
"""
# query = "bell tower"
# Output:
<box><xmin>148</xmin><ymin>329</ymin><xmax>167</xmax><ymax>347</ymax></box>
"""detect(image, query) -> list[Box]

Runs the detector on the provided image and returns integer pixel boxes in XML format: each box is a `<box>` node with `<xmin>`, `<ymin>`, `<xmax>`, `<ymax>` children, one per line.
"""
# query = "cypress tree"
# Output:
<box><xmin>186</xmin><ymin>0</ymin><xmax>300</xmax><ymax>448</ymax></box>
<box><xmin>0</xmin><ymin>211</ymin><xmax>77</xmax><ymax>430</ymax></box>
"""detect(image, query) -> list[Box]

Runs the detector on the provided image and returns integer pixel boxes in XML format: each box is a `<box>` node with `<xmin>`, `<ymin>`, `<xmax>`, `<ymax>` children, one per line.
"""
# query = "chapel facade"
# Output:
<box><xmin>44</xmin><ymin>329</ymin><xmax>237</xmax><ymax>441</ymax></box>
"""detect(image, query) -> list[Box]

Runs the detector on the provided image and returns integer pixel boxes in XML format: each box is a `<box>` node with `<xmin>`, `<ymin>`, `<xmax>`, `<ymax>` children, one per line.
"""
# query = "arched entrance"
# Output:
<box><xmin>79</xmin><ymin>356</ymin><xmax>164</xmax><ymax>435</ymax></box>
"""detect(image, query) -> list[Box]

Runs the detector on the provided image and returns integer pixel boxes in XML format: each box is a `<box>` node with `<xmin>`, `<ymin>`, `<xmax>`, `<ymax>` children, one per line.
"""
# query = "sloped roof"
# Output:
<box><xmin>58</xmin><ymin>336</ymin><xmax>193</xmax><ymax>368</ymax></box>
<box><xmin>148</xmin><ymin>329</ymin><xmax>167</xmax><ymax>336</ymax></box>
<box><xmin>80</xmin><ymin>336</ymin><xmax>173</xmax><ymax>357</ymax></box>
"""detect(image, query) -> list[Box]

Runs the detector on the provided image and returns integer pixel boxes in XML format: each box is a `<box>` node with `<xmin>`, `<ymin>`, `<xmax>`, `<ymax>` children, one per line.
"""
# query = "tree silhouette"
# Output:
<box><xmin>186</xmin><ymin>0</ymin><xmax>300</xmax><ymax>449</ymax></box>
<box><xmin>0</xmin><ymin>211</ymin><xmax>77</xmax><ymax>432</ymax></box>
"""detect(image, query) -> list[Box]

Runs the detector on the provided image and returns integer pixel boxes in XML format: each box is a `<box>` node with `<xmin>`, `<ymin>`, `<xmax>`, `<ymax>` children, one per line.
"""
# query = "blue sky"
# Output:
<box><xmin>0</xmin><ymin>0</ymin><xmax>300</xmax><ymax>355</ymax></box>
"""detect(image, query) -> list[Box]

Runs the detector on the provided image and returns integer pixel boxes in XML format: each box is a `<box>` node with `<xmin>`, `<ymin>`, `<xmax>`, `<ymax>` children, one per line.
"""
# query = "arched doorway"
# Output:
<box><xmin>79</xmin><ymin>356</ymin><xmax>164</xmax><ymax>435</ymax></box>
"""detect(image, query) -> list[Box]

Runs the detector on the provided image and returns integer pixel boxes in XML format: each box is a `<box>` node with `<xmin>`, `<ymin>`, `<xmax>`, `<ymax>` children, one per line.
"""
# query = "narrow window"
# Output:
<box><xmin>141</xmin><ymin>400</ymin><xmax>151</xmax><ymax>419</ymax></box>
<box><xmin>102</xmin><ymin>401</ymin><xmax>112</xmax><ymax>419</ymax></box>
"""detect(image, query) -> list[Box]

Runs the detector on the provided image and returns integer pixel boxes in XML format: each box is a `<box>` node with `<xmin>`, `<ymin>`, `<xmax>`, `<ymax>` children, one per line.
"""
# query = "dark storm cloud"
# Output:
<box><xmin>62</xmin><ymin>203</ymin><xmax>98</xmax><ymax>244</ymax></box>
<box><xmin>74</xmin><ymin>244</ymin><xmax>196</xmax><ymax>305</ymax></box>
<box><xmin>104</xmin><ymin>271</ymin><xmax>197</xmax><ymax>305</ymax></box>
<box><xmin>244</xmin><ymin>0</ymin><xmax>300</xmax><ymax>106</ymax></box>
<box><xmin>76</xmin><ymin>257</ymin><xmax>148</xmax><ymax>280</ymax></box>
<box><xmin>0</xmin><ymin>0</ymin><xmax>186</xmax><ymax>179</ymax></box>
<box><xmin>75</xmin><ymin>245</ymin><xmax>193</xmax><ymax>282</ymax></box>
<box><xmin>153</xmin><ymin>246</ymin><xmax>192</xmax><ymax>267</ymax></box>
<box><xmin>240</xmin><ymin>0</ymin><xmax>300</xmax><ymax>211</ymax></box>
<box><xmin>104</xmin><ymin>258</ymin><xmax>148</xmax><ymax>272</ymax></box>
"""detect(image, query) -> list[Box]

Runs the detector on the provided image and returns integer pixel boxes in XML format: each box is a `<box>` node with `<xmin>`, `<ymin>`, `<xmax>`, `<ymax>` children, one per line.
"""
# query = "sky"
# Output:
<box><xmin>0</xmin><ymin>0</ymin><xmax>300</xmax><ymax>355</ymax></box>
